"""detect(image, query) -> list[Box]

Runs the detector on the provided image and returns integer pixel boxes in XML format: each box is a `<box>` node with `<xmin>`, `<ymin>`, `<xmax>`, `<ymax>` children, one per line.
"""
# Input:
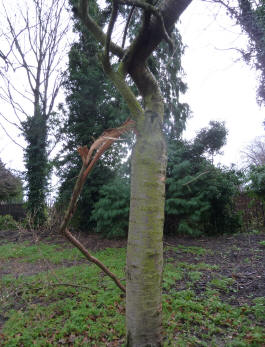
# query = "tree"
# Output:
<box><xmin>56</xmin><ymin>1</ymin><xmax>130</xmax><ymax>230</ymax></box>
<box><xmin>68</xmin><ymin>1</ymin><xmax>192</xmax><ymax>345</ymax></box>
<box><xmin>0</xmin><ymin>159</ymin><xmax>22</xmax><ymax>202</ymax></box>
<box><xmin>193</xmin><ymin>120</ymin><xmax>227</xmax><ymax>162</ymax></box>
<box><xmin>247</xmin><ymin>164</ymin><xmax>265</xmax><ymax>200</ymax></box>
<box><xmin>242</xmin><ymin>136</ymin><xmax>265</xmax><ymax>166</ymax></box>
<box><xmin>165</xmin><ymin>129</ymin><xmax>242</xmax><ymax>236</ymax></box>
<box><xmin>92</xmin><ymin>122</ymin><xmax>241</xmax><ymax>238</ymax></box>
<box><xmin>0</xmin><ymin>0</ymin><xmax>69</xmax><ymax>225</ymax></box>
<box><xmin>210</xmin><ymin>0</ymin><xmax>265</xmax><ymax>105</ymax></box>
<box><xmin>58</xmin><ymin>0</ymin><xmax>189</xmax><ymax>238</ymax></box>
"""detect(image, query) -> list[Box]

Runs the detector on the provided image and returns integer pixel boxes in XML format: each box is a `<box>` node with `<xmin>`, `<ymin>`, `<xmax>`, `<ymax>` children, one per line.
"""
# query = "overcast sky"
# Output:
<box><xmin>0</xmin><ymin>0</ymin><xmax>264</xmax><ymax>175</ymax></box>
<box><xmin>179</xmin><ymin>0</ymin><xmax>264</xmax><ymax>167</ymax></box>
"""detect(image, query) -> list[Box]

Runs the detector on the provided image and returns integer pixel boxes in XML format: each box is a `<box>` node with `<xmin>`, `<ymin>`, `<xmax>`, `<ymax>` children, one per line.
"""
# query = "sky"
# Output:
<box><xmin>179</xmin><ymin>0</ymin><xmax>264</xmax><ymax>167</ymax></box>
<box><xmin>0</xmin><ymin>0</ymin><xmax>264</xmax><ymax>176</ymax></box>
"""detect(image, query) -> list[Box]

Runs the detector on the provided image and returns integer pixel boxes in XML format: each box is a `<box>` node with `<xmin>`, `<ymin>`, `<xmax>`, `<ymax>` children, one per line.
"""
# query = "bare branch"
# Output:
<box><xmin>78</xmin><ymin>0</ymin><xmax>124</xmax><ymax>59</ymax></box>
<box><xmin>63</xmin><ymin>228</ymin><xmax>126</xmax><ymax>293</ymax></box>
<box><xmin>0</xmin><ymin>111</ymin><xmax>23</xmax><ymax>131</ymax></box>
<box><xmin>0</xmin><ymin>121</ymin><xmax>25</xmax><ymax>149</ymax></box>
<box><xmin>122</xmin><ymin>6</ymin><xmax>135</xmax><ymax>49</ymax></box>
<box><xmin>59</xmin><ymin>119</ymin><xmax>135</xmax><ymax>293</ymax></box>
<box><xmin>105</xmin><ymin>0</ymin><xmax>119</xmax><ymax>62</ymax></box>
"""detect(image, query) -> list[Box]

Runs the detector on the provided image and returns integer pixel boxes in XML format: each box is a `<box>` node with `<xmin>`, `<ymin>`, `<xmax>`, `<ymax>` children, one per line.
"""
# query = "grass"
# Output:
<box><xmin>259</xmin><ymin>240</ymin><xmax>265</xmax><ymax>247</ymax></box>
<box><xmin>0</xmin><ymin>241</ymin><xmax>264</xmax><ymax>346</ymax></box>
<box><xmin>0</xmin><ymin>242</ymin><xmax>85</xmax><ymax>264</ymax></box>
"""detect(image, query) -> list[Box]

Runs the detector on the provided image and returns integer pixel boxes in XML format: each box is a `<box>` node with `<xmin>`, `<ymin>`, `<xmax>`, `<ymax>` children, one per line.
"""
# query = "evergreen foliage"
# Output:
<box><xmin>0</xmin><ymin>159</ymin><xmax>23</xmax><ymax>202</ymax></box>
<box><xmin>91</xmin><ymin>175</ymin><xmax>130</xmax><ymax>238</ymax></box>
<box><xmin>165</xmin><ymin>123</ymin><xmax>242</xmax><ymax>236</ymax></box>
<box><xmin>247</xmin><ymin>164</ymin><xmax>265</xmax><ymax>201</ymax></box>
<box><xmin>56</xmin><ymin>0</ymin><xmax>129</xmax><ymax>230</ymax></box>
<box><xmin>91</xmin><ymin>123</ymin><xmax>242</xmax><ymax>238</ymax></box>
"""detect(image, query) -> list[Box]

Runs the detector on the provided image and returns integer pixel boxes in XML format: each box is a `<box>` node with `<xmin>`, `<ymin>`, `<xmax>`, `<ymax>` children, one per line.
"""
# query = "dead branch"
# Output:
<box><xmin>63</xmin><ymin>228</ymin><xmax>126</xmax><ymax>293</ymax></box>
<box><xmin>182</xmin><ymin>171</ymin><xmax>210</xmax><ymax>187</ymax></box>
<box><xmin>59</xmin><ymin>118</ymin><xmax>135</xmax><ymax>293</ymax></box>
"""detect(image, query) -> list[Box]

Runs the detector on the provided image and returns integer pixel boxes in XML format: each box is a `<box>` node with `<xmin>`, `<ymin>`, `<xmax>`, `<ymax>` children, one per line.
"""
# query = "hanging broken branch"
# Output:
<box><xmin>59</xmin><ymin>118</ymin><xmax>135</xmax><ymax>293</ymax></box>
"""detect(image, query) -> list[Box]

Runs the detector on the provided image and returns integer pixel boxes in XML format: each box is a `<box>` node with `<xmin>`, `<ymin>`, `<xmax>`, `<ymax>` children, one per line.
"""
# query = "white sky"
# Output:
<box><xmin>179</xmin><ymin>0</ymin><xmax>264</xmax><ymax>167</ymax></box>
<box><xmin>0</xmin><ymin>0</ymin><xmax>264</xmax><ymax>176</ymax></box>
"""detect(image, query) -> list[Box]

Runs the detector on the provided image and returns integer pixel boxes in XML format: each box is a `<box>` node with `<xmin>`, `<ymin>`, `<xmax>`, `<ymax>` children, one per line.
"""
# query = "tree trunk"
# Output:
<box><xmin>126</xmin><ymin>100</ymin><xmax>166</xmax><ymax>346</ymax></box>
<box><xmin>24</xmin><ymin>111</ymin><xmax>48</xmax><ymax>226</ymax></box>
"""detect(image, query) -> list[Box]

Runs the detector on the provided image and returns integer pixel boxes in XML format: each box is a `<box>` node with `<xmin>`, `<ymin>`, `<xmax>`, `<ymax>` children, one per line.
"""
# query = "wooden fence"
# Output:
<box><xmin>0</xmin><ymin>203</ymin><xmax>26</xmax><ymax>221</ymax></box>
<box><xmin>234</xmin><ymin>193</ymin><xmax>265</xmax><ymax>231</ymax></box>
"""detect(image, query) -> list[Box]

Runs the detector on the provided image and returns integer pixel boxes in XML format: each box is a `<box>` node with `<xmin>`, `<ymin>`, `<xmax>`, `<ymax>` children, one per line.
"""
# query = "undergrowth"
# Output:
<box><xmin>0</xmin><ymin>242</ymin><xmax>264</xmax><ymax>346</ymax></box>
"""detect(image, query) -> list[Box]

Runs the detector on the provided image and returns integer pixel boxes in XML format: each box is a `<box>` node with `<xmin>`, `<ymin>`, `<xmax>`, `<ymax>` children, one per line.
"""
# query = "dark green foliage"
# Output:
<box><xmin>247</xmin><ymin>164</ymin><xmax>265</xmax><ymax>200</ymax></box>
<box><xmin>89</xmin><ymin>123</ymin><xmax>242</xmax><ymax>238</ymax></box>
<box><xmin>56</xmin><ymin>1</ymin><xmax>129</xmax><ymax>231</ymax></box>
<box><xmin>165</xmin><ymin>123</ymin><xmax>242</xmax><ymax>236</ymax></box>
<box><xmin>193</xmin><ymin>121</ymin><xmax>228</xmax><ymax>159</ymax></box>
<box><xmin>0</xmin><ymin>159</ymin><xmax>23</xmax><ymax>202</ymax></box>
<box><xmin>23</xmin><ymin>112</ymin><xmax>49</xmax><ymax>226</ymax></box>
<box><xmin>91</xmin><ymin>175</ymin><xmax>130</xmax><ymax>238</ymax></box>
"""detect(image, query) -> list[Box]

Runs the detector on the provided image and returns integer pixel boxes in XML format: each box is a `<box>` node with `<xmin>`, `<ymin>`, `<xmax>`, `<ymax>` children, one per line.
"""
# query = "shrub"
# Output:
<box><xmin>0</xmin><ymin>214</ymin><xmax>18</xmax><ymax>230</ymax></box>
<box><xmin>165</xmin><ymin>140</ymin><xmax>242</xmax><ymax>236</ymax></box>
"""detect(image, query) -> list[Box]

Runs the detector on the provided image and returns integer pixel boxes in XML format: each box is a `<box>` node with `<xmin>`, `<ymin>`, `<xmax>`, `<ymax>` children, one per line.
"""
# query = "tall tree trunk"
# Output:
<box><xmin>24</xmin><ymin>110</ymin><xmax>48</xmax><ymax>226</ymax></box>
<box><xmin>126</xmin><ymin>92</ymin><xmax>166</xmax><ymax>346</ymax></box>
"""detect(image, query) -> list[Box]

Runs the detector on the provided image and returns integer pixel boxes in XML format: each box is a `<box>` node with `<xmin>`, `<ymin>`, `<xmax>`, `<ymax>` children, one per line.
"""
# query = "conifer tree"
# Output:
<box><xmin>57</xmin><ymin>0</ymin><xmax>130</xmax><ymax>229</ymax></box>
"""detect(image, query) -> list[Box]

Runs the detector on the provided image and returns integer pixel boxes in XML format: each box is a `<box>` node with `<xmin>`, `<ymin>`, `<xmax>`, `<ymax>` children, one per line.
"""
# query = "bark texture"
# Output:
<box><xmin>126</xmin><ymin>94</ymin><xmax>166</xmax><ymax>346</ymax></box>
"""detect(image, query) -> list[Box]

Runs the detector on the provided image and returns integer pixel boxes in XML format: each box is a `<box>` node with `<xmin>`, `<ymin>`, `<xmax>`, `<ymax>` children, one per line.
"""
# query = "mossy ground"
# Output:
<box><xmin>0</xmin><ymin>231</ymin><xmax>264</xmax><ymax>346</ymax></box>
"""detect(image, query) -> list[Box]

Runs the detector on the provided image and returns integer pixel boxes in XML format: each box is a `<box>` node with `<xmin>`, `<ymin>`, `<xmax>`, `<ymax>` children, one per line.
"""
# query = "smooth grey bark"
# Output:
<box><xmin>126</xmin><ymin>107</ymin><xmax>166</xmax><ymax>346</ymax></box>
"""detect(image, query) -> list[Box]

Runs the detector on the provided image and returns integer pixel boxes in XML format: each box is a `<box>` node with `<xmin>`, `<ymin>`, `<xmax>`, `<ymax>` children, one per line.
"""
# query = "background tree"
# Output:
<box><xmin>56</xmin><ymin>0</ymin><xmax>130</xmax><ymax>230</ymax></box>
<box><xmin>58</xmin><ymin>0</ymin><xmax>189</xmax><ymax>234</ymax></box>
<box><xmin>242</xmin><ymin>136</ymin><xmax>265</xmax><ymax>167</ymax></box>
<box><xmin>0</xmin><ymin>159</ymin><xmax>23</xmax><ymax>202</ymax></box>
<box><xmin>246</xmin><ymin>164</ymin><xmax>265</xmax><ymax>201</ymax></box>
<box><xmin>0</xmin><ymin>0</ymin><xmax>69</xmax><ymax>225</ymax></box>
<box><xmin>210</xmin><ymin>0</ymin><xmax>265</xmax><ymax>105</ymax></box>
<box><xmin>165</xmin><ymin>123</ymin><xmax>241</xmax><ymax>236</ymax></box>
<box><xmin>92</xmin><ymin>122</ymin><xmax>241</xmax><ymax>238</ymax></box>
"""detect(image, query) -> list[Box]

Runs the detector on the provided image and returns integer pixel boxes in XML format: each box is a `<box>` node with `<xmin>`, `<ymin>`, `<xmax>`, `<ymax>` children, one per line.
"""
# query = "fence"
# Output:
<box><xmin>0</xmin><ymin>203</ymin><xmax>26</xmax><ymax>221</ymax></box>
<box><xmin>234</xmin><ymin>193</ymin><xmax>265</xmax><ymax>231</ymax></box>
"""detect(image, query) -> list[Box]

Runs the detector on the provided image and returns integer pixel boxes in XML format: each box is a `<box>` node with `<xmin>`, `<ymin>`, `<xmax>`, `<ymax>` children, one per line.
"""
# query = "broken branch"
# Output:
<box><xmin>59</xmin><ymin>118</ymin><xmax>135</xmax><ymax>293</ymax></box>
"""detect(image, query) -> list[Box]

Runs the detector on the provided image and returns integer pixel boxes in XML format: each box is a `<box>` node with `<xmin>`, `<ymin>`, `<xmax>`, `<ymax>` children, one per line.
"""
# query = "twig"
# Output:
<box><xmin>182</xmin><ymin>171</ymin><xmax>210</xmax><ymax>187</ymax></box>
<box><xmin>122</xmin><ymin>6</ymin><xmax>135</xmax><ymax>49</ymax></box>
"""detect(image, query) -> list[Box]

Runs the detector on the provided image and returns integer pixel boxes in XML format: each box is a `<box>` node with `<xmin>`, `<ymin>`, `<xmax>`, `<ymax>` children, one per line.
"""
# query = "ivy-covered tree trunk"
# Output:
<box><xmin>24</xmin><ymin>110</ymin><xmax>48</xmax><ymax>226</ymax></box>
<box><xmin>126</xmin><ymin>99</ymin><xmax>166</xmax><ymax>345</ymax></box>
